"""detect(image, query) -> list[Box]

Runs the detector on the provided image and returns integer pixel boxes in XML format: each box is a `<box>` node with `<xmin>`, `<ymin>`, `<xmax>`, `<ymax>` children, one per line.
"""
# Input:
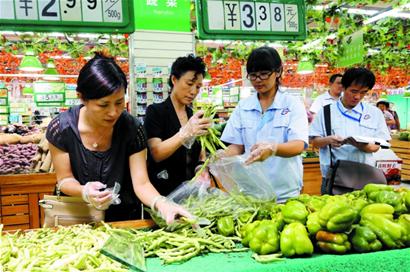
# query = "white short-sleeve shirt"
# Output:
<box><xmin>309</xmin><ymin>91</ymin><xmax>338</xmax><ymax>114</ymax></box>
<box><xmin>221</xmin><ymin>89</ymin><xmax>309</xmax><ymax>202</ymax></box>
<box><xmin>309</xmin><ymin>99</ymin><xmax>391</xmax><ymax>177</ymax></box>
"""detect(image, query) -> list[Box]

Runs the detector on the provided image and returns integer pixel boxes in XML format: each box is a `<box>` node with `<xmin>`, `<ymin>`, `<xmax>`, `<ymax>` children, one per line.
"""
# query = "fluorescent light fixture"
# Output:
<box><xmin>346</xmin><ymin>8</ymin><xmax>379</xmax><ymax>16</ymax></box>
<box><xmin>364</xmin><ymin>4</ymin><xmax>410</xmax><ymax>24</ymax></box>
<box><xmin>312</xmin><ymin>5</ymin><xmax>329</xmax><ymax>11</ymax></box>
<box><xmin>390</xmin><ymin>11</ymin><xmax>410</xmax><ymax>19</ymax></box>
<box><xmin>43</xmin><ymin>59</ymin><xmax>60</xmax><ymax>81</ymax></box>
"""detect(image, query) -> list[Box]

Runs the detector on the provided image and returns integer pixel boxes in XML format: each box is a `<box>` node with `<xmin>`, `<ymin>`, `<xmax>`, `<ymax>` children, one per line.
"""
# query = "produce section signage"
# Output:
<box><xmin>33</xmin><ymin>81</ymin><xmax>65</xmax><ymax>106</ymax></box>
<box><xmin>0</xmin><ymin>0</ymin><xmax>134</xmax><ymax>33</ymax></box>
<box><xmin>196</xmin><ymin>0</ymin><xmax>307</xmax><ymax>40</ymax></box>
<box><xmin>336</xmin><ymin>30</ymin><xmax>364</xmax><ymax>68</ymax></box>
<box><xmin>134</xmin><ymin>0</ymin><xmax>191</xmax><ymax>32</ymax></box>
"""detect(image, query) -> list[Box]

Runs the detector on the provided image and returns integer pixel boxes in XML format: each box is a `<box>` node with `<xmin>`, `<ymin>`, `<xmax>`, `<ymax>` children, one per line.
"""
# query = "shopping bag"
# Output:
<box><xmin>325</xmin><ymin>160</ymin><xmax>387</xmax><ymax>195</ymax></box>
<box><xmin>39</xmin><ymin>195</ymin><xmax>105</xmax><ymax>227</ymax></box>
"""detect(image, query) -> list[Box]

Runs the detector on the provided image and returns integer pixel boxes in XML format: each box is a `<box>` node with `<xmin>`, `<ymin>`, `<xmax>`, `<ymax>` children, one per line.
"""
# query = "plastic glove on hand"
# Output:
<box><xmin>179</xmin><ymin>111</ymin><xmax>211</xmax><ymax>148</ymax></box>
<box><xmin>154</xmin><ymin>196</ymin><xmax>194</xmax><ymax>225</ymax></box>
<box><xmin>245</xmin><ymin>142</ymin><xmax>278</xmax><ymax>165</ymax></box>
<box><xmin>82</xmin><ymin>182</ymin><xmax>113</xmax><ymax>210</ymax></box>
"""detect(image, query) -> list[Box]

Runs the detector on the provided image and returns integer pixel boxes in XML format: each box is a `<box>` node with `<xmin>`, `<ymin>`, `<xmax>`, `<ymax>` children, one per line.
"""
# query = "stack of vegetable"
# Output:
<box><xmin>238</xmin><ymin>183</ymin><xmax>410</xmax><ymax>261</ymax></box>
<box><xmin>0</xmin><ymin>124</ymin><xmax>43</xmax><ymax>145</ymax></box>
<box><xmin>0</xmin><ymin>143</ymin><xmax>38</xmax><ymax>174</ymax></box>
<box><xmin>31</xmin><ymin>135</ymin><xmax>53</xmax><ymax>173</ymax></box>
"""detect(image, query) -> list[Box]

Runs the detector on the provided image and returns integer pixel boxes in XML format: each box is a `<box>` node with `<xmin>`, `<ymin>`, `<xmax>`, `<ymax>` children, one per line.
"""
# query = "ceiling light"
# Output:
<box><xmin>43</xmin><ymin>59</ymin><xmax>60</xmax><ymax>81</ymax></box>
<box><xmin>345</xmin><ymin>8</ymin><xmax>379</xmax><ymax>16</ymax></box>
<box><xmin>19</xmin><ymin>48</ymin><xmax>44</xmax><ymax>72</ymax></box>
<box><xmin>364</xmin><ymin>4</ymin><xmax>410</xmax><ymax>24</ymax></box>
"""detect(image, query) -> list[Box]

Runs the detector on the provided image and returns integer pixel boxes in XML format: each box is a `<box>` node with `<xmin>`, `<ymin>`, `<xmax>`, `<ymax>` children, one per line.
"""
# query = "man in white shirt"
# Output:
<box><xmin>309</xmin><ymin>68</ymin><xmax>390</xmax><ymax>194</ymax></box>
<box><xmin>309</xmin><ymin>74</ymin><xmax>343</xmax><ymax>118</ymax></box>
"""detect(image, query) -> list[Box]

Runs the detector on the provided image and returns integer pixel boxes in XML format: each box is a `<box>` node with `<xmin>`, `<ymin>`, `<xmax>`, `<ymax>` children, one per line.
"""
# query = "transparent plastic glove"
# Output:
<box><xmin>82</xmin><ymin>182</ymin><xmax>112</xmax><ymax>210</ymax></box>
<box><xmin>151</xmin><ymin>196</ymin><xmax>194</xmax><ymax>225</ymax></box>
<box><xmin>212</xmin><ymin>149</ymin><xmax>227</xmax><ymax>161</ymax></box>
<box><xmin>179</xmin><ymin>110</ymin><xmax>211</xmax><ymax>149</ymax></box>
<box><xmin>106</xmin><ymin>182</ymin><xmax>121</xmax><ymax>205</ymax></box>
<box><xmin>245</xmin><ymin>142</ymin><xmax>278</xmax><ymax>165</ymax></box>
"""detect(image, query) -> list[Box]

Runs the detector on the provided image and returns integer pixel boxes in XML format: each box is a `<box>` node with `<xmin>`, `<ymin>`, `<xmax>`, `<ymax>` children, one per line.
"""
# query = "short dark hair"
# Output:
<box><xmin>329</xmin><ymin>73</ymin><xmax>343</xmax><ymax>84</ymax></box>
<box><xmin>168</xmin><ymin>54</ymin><xmax>206</xmax><ymax>89</ymax></box>
<box><xmin>376</xmin><ymin>101</ymin><xmax>390</xmax><ymax>108</ymax></box>
<box><xmin>341</xmin><ymin>68</ymin><xmax>375</xmax><ymax>90</ymax></box>
<box><xmin>246</xmin><ymin>46</ymin><xmax>282</xmax><ymax>74</ymax></box>
<box><xmin>77</xmin><ymin>52</ymin><xmax>127</xmax><ymax>100</ymax></box>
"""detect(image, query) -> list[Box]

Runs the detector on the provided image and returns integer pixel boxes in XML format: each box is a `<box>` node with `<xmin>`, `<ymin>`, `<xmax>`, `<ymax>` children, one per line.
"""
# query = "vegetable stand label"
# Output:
<box><xmin>35</xmin><ymin>92</ymin><xmax>65</xmax><ymax>103</ymax></box>
<box><xmin>0</xmin><ymin>0</ymin><xmax>134</xmax><ymax>33</ymax></box>
<box><xmin>196</xmin><ymin>0</ymin><xmax>306</xmax><ymax>40</ymax></box>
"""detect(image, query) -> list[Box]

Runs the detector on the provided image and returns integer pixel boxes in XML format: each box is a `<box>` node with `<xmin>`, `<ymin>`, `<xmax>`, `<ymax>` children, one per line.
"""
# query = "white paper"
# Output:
<box><xmin>345</xmin><ymin>135</ymin><xmax>391</xmax><ymax>148</ymax></box>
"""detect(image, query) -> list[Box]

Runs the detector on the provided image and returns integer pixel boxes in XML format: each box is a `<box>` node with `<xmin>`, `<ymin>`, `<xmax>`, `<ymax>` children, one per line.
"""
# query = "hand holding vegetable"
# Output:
<box><xmin>245</xmin><ymin>142</ymin><xmax>278</xmax><ymax>165</ymax></box>
<box><xmin>179</xmin><ymin>111</ymin><xmax>211</xmax><ymax>148</ymax></box>
<box><xmin>82</xmin><ymin>181</ymin><xmax>113</xmax><ymax>210</ymax></box>
<box><xmin>152</xmin><ymin>196</ymin><xmax>194</xmax><ymax>224</ymax></box>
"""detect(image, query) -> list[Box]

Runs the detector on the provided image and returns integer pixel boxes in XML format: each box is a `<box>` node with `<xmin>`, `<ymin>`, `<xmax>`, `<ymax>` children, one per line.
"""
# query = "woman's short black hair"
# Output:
<box><xmin>341</xmin><ymin>68</ymin><xmax>375</xmax><ymax>90</ymax></box>
<box><xmin>246</xmin><ymin>46</ymin><xmax>282</xmax><ymax>74</ymax></box>
<box><xmin>77</xmin><ymin>52</ymin><xmax>127</xmax><ymax>100</ymax></box>
<box><xmin>376</xmin><ymin>101</ymin><xmax>390</xmax><ymax>108</ymax></box>
<box><xmin>168</xmin><ymin>54</ymin><xmax>206</xmax><ymax>89</ymax></box>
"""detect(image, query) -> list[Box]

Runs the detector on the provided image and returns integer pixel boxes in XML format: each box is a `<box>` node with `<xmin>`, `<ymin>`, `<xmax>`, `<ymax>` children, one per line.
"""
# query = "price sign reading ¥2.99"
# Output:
<box><xmin>196</xmin><ymin>0</ymin><xmax>306</xmax><ymax>41</ymax></box>
<box><xmin>0</xmin><ymin>0</ymin><xmax>134</xmax><ymax>33</ymax></box>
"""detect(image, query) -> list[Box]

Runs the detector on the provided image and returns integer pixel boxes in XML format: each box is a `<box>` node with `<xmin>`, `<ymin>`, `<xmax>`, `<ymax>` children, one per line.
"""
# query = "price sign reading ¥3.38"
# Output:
<box><xmin>196</xmin><ymin>0</ymin><xmax>306</xmax><ymax>41</ymax></box>
<box><xmin>0</xmin><ymin>0</ymin><xmax>134</xmax><ymax>33</ymax></box>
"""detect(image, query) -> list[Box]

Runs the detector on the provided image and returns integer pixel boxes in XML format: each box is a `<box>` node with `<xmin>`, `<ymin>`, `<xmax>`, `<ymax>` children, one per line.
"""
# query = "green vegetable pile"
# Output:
<box><xmin>238</xmin><ymin>183</ymin><xmax>410</xmax><ymax>261</ymax></box>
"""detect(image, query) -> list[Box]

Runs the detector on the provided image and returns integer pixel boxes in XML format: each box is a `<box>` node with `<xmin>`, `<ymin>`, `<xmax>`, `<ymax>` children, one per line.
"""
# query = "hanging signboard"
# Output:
<box><xmin>336</xmin><ymin>30</ymin><xmax>364</xmax><ymax>68</ymax></box>
<box><xmin>0</xmin><ymin>0</ymin><xmax>134</xmax><ymax>33</ymax></box>
<box><xmin>134</xmin><ymin>0</ymin><xmax>191</xmax><ymax>32</ymax></box>
<box><xmin>33</xmin><ymin>81</ymin><xmax>65</xmax><ymax>106</ymax></box>
<box><xmin>196</xmin><ymin>0</ymin><xmax>307</xmax><ymax>40</ymax></box>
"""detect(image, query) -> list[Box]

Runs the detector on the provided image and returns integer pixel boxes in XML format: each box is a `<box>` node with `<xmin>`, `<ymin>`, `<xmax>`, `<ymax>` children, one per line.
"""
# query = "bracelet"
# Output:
<box><xmin>56</xmin><ymin>177</ymin><xmax>77</xmax><ymax>197</ymax></box>
<box><xmin>150</xmin><ymin>195</ymin><xmax>167</xmax><ymax>211</ymax></box>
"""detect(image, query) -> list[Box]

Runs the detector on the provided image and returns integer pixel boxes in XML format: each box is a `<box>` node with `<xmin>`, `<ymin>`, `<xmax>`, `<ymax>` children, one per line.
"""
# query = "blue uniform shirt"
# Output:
<box><xmin>221</xmin><ymin>89</ymin><xmax>309</xmax><ymax>202</ymax></box>
<box><xmin>309</xmin><ymin>99</ymin><xmax>391</xmax><ymax>178</ymax></box>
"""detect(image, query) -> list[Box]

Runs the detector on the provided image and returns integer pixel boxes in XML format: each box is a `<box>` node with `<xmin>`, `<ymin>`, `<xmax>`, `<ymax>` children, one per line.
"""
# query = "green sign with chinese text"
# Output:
<box><xmin>134</xmin><ymin>0</ymin><xmax>191</xmax><ymax>32</ymax></box>
<box><xmin>336</xmin><ymin>31</ymin><xmax>364</xmax><ymax>68</ymax></box>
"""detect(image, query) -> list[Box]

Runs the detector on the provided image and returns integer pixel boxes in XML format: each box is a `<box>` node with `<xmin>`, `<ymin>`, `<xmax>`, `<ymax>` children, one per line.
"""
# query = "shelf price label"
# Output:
<box><xmin>35</xmin><ymin>92</ymin><xmax>65</xmax><ymax>103</ymax></box>
<box><xmin>0</xmin><ymin>0</ymin><xmax>133</xmax><ymax>33</ymax></box>
<box><xmin>196</xmin><ymin>0</ymin><xmax>306</xmax><ymax>41</ymax></box>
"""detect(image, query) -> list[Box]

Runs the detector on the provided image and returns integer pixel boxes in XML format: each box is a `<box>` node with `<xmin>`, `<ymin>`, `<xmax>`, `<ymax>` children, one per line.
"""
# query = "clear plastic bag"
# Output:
<box><xmin>209</xmin><ymin>155</ymin><xmax>276</xmax><ymax>201</ymax></box>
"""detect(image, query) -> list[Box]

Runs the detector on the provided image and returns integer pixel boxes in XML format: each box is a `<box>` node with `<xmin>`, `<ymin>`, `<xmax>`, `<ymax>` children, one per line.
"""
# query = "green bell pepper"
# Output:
<box><xmin>238</xmin><ymin>212</ymin><xmax>253</xmax><ymax>225</ymax></box>
<box><xmin>368</xmin><ymin>190</ymin><xmax>401</xmax><ymax>207</ymax></box>
<box><xmin>398</xmin><ymin>214</ymin><xmax>410</xmax><ymax>247</ymax></box>
<box><xmin>306</xmin><ymin>197</ymin><xmax>325</xmax><ymax>213</ymax></box>
<box><xmin>241</xmin><ymin>221</ymin><xmax>260</xmax><ymax>243</ymax></box>
<box><xmin>271</xmin><ymin>212</ymin><xmax>285</xmax><ymax>232</ymax></box>
<box><xmin>360</xmin><ymin>213</ymin><xmax>404</xmax><ymax>249</ymax></box>
<box><xmin>306</xmin><ymin>212</ymin><xmax>322</xmax><ymax>236</ymax></box>
<box><xmin>404</xmin><ymin>191</ymin><xmax>410</xmax><ymax>211</ymax></box>
<box><xmin>360</xmin><ymin>203</ymin><xmax>394</xmax><ymax>220</ymax></box>
<box><xmin>217</xmin><ymin>216</ymin><xmax>235</xmax><ymax>236</ymax></box>
<box><xmin>282</xmin><ymin>200</ymin><xmax>308</xmax><ymax>224</ymax></box>
<box><xmin>316</xmin><ymin>230</ymin><xmax>351</xmax><ymax>254</ymax></box>
<box><xmin>363</xmin><ymin>184</ymin><xmax>393</xmax><ymax>196</ymax></box>
<box><xmin>280</xmin><ymin>222</ymin><xmax>313</xmax><ymax>257</ymax></box>
<box><xmin>241</xmin><ymin>220</ymin><xmax>279</xmax><ymax>255</ymax></box>
<box><xmin>351</xmin><ymin>226</ymin><xmax>382</xmax><ymax>253</ymax></box>
<box><xmin>319</xmin><ymin>199</ymin><xmax>356</xmax><ymax>232</ymax></box>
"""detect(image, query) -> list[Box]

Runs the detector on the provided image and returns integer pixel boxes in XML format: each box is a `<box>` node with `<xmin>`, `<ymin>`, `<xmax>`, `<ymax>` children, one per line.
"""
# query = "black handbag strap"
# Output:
<box><xmin>324</xmin><ymin>104</ymin><xmax>334</xmax><ymax>167</ymax></box>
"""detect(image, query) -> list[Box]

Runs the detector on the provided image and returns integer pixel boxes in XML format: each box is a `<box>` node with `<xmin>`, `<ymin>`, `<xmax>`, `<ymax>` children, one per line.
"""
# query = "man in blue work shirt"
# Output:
<box><xmin>309</xmin><ymin>68</ymin><xmax>390</xmax><ymax>194</ymax></box>
<box><xmin>219</xmin><ymin>47</ymin><xmax>309</xmax><ymax>202</ymax></box>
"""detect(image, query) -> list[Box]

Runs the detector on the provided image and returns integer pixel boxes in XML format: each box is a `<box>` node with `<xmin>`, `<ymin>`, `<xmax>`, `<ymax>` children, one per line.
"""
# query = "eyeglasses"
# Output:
<box><xmin>246</xmin><ymin>71</ymin><xmax>274</xmax><ymax>81</ymax></box>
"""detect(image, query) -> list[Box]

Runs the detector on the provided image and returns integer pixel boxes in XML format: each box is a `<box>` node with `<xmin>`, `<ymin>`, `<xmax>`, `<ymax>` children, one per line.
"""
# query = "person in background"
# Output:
<box><xmin>218</xmin><ymin>47</ymin><xmax>309</xmax><ymax>202</ymax></box>
<box><xmin>388</xmin><ymin>102</ymin><xmax>401</xmax><ymax>131</ymax></box>
<box><xmin>46</xmin><ymin>52</ymin><xmax>191</xmax><ymax>223</ymax></box>
<box><xmin>376</xmin><ymin>101</ymin><xmax>395</xmax><ymax>131</ymax></box>
<box><xmin>144</xmin><ymin>55</ymin><xmax>211</xmax><ymax>196</ymax></box>
<box><xmin>310</xmin><ymin>68</ymin><xmax>391</xmax><ymax>194</ymax></box>
<box><xmin>309</xmin><ymin>73</ymin><xmax>343</xmax><ymax>119</ymax></box>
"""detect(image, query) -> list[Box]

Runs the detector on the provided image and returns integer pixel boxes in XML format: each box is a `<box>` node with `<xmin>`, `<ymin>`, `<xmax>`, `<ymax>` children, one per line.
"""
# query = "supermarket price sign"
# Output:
<box><xmin>0</xmin><ymin>0</ymin><xmax>134</xmax><ymax>33</ymax></box>
<box><xmin>196</xmin><ymin>0</ymin><xmax>307</xmax><ymax>41</ymax></box>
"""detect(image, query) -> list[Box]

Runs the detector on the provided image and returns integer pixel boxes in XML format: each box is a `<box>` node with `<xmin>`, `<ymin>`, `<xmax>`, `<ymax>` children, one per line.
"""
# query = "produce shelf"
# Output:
<box><xmin>0</xmin><ymin>173</ymin><xmax>56</xmax><ymax>230</ymax></box>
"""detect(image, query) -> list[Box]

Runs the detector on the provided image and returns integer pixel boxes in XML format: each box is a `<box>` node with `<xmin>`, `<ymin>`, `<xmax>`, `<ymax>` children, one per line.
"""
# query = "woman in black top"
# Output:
<box><xmin>144</xmin><ymin>55</ymin><xmax>211</xmax><ymax>196</ymax></box>
<box><xmin>46</xmin><ymin>53</ymin><xmax>191</xmax><ymax>223</ymax></box>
